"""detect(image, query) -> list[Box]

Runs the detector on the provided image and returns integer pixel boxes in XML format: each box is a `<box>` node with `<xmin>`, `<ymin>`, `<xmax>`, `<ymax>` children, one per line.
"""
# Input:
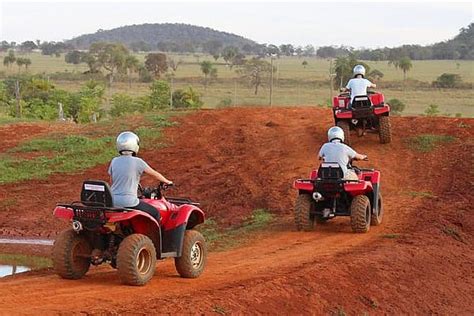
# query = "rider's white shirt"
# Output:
<box><xmin>346</xmin><ymin>78</ymin><xmax>374</xmax><ymax>102</ymax></box>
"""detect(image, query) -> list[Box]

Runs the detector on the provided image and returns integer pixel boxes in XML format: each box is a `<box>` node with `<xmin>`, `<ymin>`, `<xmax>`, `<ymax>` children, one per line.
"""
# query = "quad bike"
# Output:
<box><xmin>293</xmin><ymin>160</ymin><xmax>383</xmax><ymax>233</ymax></box>
<box><xmin>333</xmin><ymin>91</ymin><xmax>392</xmax><ymax>145</ymax></box>
<box><xmin>52</xmin><ymin>180</ymin><xmax>207</xmax><ymax>286</ymax></box>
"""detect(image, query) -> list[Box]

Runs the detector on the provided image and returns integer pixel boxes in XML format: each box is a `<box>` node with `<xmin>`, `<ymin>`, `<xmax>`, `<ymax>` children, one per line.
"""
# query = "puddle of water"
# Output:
<box><xmin>0</xmin><ymin>264</ymin><xmax>30</xmax><ymax>278</ymax></box>
<box><xmin>0</xmin><ymin>238</ymin><xmax>54</xmax><ymax>246</ymax></box>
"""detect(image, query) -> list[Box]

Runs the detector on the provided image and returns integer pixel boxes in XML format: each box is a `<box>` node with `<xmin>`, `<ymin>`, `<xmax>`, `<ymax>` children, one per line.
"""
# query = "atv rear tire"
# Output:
<box><xmin>350</xmin><ymin>195</ymin><xmax>371</xmax><ymax>233</ymax></box>
<box><xmin>371</xmin><ymin>192</ymin><xmax>383</xmax><ymax>226</ymax></box>
<box><xmin>175</xmin><ymin>230</ymin><xmax>207</xmax><ymax>278</ymax></box>
<box><xmin>52</xmin><ymin>229</ymin><xmax>92</xmax><ymax>280</ymax></box>
<box><xmin>379</xmin><ymin>116</ymin><xmax>392</xmax><ymax>144</ymax></box>
<box><xmin>294</xmin><ymin>194</ymin><xmax>314</xmax><ymax>231</ymax></box>
<box><xmin>117</xmin><ymin>234</ymin><xmax>156</xmax><ymax>286</ymax></box>
<box><xmin>337</xmin><ymin>120</ymin><xmax>351</xmax><ymax>145</ymax></box>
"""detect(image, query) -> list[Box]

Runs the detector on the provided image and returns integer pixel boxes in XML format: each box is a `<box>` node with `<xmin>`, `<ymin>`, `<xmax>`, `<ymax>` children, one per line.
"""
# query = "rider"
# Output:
<box><xmin>341</xmin><ymin>65</ymin><xmax>376</xmax><ymax>108</ymax></box>
<box><xmin>108</xmin><ymin>131</ymin><xmax>172</xmax><ymax>220</ymax></box>
<box><xmin>318</xmin><ymin>126</ymin><xmax>368</xmax><ymax>181</ymax></box>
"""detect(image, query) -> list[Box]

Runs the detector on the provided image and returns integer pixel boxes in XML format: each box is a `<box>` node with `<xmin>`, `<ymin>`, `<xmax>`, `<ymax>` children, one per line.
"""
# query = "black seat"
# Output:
<box><xmin>317</xmin><ymin>163</ymin><xmax>344</xmax><ymax>180</ymax></box>
<box><xmin>81</xmin><ymin>180</ymin><xmax>114</xmax><ymax>207</ymax></box>
<box><xmin>352</xmin><ymin>95</ymin><xmax>372</xmax><ymax>108</ymax></box>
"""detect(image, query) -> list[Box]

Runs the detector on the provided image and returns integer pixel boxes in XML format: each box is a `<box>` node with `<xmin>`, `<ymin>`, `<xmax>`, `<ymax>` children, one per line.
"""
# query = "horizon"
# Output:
<box><xmin>0</xmin><ymin>1</ymin><xmax>472</xmax><ymax>49</ymax></box>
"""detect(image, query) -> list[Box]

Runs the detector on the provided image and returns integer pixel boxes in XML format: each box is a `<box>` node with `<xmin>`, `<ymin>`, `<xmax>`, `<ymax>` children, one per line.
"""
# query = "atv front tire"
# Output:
<box><xmin>52</xmin><ymin>229</ymin><xmax>92</xmax><ymax>280</ymax></box>
<box><xmin>350</xmin><ymin>195</ymin><xmax>371</xmax><ymax>233</ymax></box>
<box><xmin>337</xmin><ymin>120</ymin><xmax>351</xmax><ymax>145</ymax></box>
<box><xmin>294</xmin><ymin>194</ymin><xmax>314</xmax><ymax>231</ymax></box>
<box><xmin>371</xmin><ymin>193</ymin><xmax>383</xmax><ymax>226</ymax></box>
<box><xmin>117</xmin><ymin>234</ymin><xmax>157</xmax><ymax>286</ymax></box>
<box><xmin>379</xmin><ymin>116</ymin><xmax>392</xmax><ymax>144</ymax></box>
<box><xmin>175</xmin><ymin>230</ymin><xmax>207</xmax><ymax>278</ymax></box>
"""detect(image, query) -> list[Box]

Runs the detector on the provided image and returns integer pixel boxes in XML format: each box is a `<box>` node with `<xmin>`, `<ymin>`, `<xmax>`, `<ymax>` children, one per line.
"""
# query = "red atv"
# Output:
<box><xmin>333</xmin><ymin>91</ymin><xmax>392</xmax><ymax>145</ymax></box>
<box><xmin>293</xmin><ymin>161</ymin><xmax>383</xmax><ymax>233</ymax></box>
<box><xmin>52</xmin><ymin>181</ymin><xmax>207</xmax><ymax>286</ymax></box>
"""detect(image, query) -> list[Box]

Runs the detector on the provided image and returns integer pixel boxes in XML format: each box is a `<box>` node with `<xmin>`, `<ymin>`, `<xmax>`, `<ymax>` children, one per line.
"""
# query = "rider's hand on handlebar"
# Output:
<box><xmin>361</xmin><ymin>155</ymin><xmax>368</xmax><ymax>161</ymax></box>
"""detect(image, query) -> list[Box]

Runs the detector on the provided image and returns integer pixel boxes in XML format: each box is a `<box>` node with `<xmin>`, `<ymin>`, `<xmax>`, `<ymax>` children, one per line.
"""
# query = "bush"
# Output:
<box><xmin>217</xmin><ymin>97</ymin><xmax>232</xmax><ymax>108</ymax></box>
<box><xmin>110</xmin><ymin>93</ymin><xmax>135</xmax><ymax>117</ymax></box>
<box><xmin>172</xmin><ymin>86</ymin><xmax>203</xmax><ymax>109</ymax></box>
<box><xmin>432</xmin><ymin>73</ymin><xmax>462</xmax><ymax>88</ymax></box>
<box><xmin>388</xmin><ymin>98</ymin><xmax>406</xmax><ymax>115</ymax></box>
<box><xmin>149</xmin><ymin>80</ymin><xmax>170</xmax><ymax>109</ymax></box>
<box><xmin>425</xmin><ymin>104</ymin><xmax>440</xmax><ymax>117</ymax></box>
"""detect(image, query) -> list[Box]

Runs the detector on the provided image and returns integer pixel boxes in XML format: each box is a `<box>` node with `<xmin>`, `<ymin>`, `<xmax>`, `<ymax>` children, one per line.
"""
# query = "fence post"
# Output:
<box><xmin>14</xmin><ymin>80</ymin><xmax>21</xmax><ymax>118</ymax></box>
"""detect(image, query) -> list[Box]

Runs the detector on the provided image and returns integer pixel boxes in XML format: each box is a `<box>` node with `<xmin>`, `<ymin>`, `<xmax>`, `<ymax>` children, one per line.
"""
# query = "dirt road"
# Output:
<box><xmin>0</xmin><ymin>108</ymin><xmax>472</xmax><ymax>314</ymax></box>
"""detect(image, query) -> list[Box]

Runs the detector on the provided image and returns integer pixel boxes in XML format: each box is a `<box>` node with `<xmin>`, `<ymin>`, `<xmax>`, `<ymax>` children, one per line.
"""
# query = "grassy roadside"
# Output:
<box><xmin>198</xmin><ymin>209</ymin><xmax>274</xmax><ymax>251</ymax></box>
<box><xmin>406</xmin><ymin>134</ymin><xmax>456</xmax><ymax>152</ymax></box>
<box><xmin>0</xmin><ymin>112</ymin><xmax>177</xmax><ymax>184</ymax></box>
<box><xmin>0</xmin><ymin>254</ymin><xmax>52</xmax><ymax>269</ymax></box>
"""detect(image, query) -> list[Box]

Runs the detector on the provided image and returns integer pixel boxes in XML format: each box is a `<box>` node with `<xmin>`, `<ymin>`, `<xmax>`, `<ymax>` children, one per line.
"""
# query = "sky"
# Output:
<box><xmin>0</xmin><ymin>0</ymin><xmax>472</xmax><ymax>48</ymax></box>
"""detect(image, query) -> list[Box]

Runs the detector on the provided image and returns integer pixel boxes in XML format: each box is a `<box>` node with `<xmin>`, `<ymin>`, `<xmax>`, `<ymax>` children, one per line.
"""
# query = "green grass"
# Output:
<box><xmin>406</xmin><ymin>190</ymin><xmax>437</xmax><ymax>198</ymax></box>
<box><xmin>0</xmin><ymin>254</ymin><xmax>52</xmax><ymax>269</ymax></box>
<box><xmin>406</xmin><ymin>134</ymin><xmax>456</xmax><ymax>152</ymax></box>
<box><xmin>198</xmin><ymin>209</ymin><xmax>274</xmax><ymax>251</ymax></box>
<box><xmin>0</xmin><ymin>113</ymin><xmax>175</xmax><ymax>184</ymax></box>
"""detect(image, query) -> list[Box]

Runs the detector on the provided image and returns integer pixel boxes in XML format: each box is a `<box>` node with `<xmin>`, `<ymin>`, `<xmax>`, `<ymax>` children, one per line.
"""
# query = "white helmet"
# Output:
<box><xmin>116</xmin><ymin>131</ymin><xmax>140</xmax><ymax>155</ymax></box>
<box><xmin>328</xmin><ymin>126</ymin><xmax>344</xmax><ymax>142</ymax></box>
<box><xmin>353</xmin><ymin>65</ymin><xmax>366</xmax><ymax>77</ymax></box>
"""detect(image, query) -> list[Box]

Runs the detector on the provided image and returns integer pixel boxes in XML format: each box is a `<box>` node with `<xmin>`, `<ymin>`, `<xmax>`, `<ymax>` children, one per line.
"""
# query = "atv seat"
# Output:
<box><xmin>352</xmin><ymin>95</ymin><xmax>372</xmax><ymax>108</ymax></box>
<box><xmin>81</xmin><ymin>180</ymin><xmax>114</xmax><ymax>207</ymax></box>
<box><xmin>317</xmin><ymin>162</ymin><xmax>344</xmax><ymax>180</ymax></box>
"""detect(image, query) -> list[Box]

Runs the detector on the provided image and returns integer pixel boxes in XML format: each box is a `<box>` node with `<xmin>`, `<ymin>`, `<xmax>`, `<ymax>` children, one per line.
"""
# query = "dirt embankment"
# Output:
<box><xmin>0</xmin><ymin>108</ymin><xmax>472</xmax><ymax>314</ymax></box>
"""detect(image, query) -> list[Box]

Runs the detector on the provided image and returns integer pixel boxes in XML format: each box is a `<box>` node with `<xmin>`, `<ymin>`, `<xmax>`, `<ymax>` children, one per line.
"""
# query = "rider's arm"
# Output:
<box><xmin>144</xmin><ymin>166</ymin><xmax>172</xmax><ymax>184</ymax></box>
<box><xmin>354</xmin><ymin>153</ymin><xmax>368</xmax><ymax>160</ymax></box>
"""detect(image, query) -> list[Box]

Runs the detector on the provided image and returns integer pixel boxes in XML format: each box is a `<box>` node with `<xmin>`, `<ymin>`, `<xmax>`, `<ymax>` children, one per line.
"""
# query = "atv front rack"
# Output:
<box><xmin>166</xmin><ymin>197</ymin><xmax>200</xmax><ymax>206</ymax></box>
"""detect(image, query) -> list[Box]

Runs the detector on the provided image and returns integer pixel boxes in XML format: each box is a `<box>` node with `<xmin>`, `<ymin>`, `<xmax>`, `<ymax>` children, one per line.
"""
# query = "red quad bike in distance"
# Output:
<box><xmin>333</xmin><ymin>91</ymin><xmax>392</xmax><ymax>145</ymax></box>
<box><xmin>52</xmin><ymin>181</ymin><xmax>207</xmax><ymax>286</ymax></box>
<box><xmin>293</xmin><ymin>161</ymin><xmax>383</xmax><ymax>233</ymax></box>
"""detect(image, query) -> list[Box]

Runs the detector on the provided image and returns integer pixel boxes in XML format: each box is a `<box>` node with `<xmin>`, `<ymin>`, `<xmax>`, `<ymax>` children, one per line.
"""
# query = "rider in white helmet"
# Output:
<box><xmin>341</xmin><ymin>65</ymin><xmax>377</xmax><ymax>107</ymax></box>
<box><xmin>318</xmin><ymin>126</ymin><xmax>368</xmax><ymax>180</ymax></box>
<box><xmin>108</xmin><ymin>131</ymin><xmax>172</xmax><ymax>220</ymax></box>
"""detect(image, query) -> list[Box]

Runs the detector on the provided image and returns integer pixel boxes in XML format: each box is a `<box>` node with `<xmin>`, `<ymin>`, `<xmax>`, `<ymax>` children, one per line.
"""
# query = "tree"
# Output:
<box><xmin>432</xmin><ymin>73</ymin><xmax>463</xmax><ymax>88</ymax></box>
<box><xmin>222</xmin><ymin>46</ymin><xmax>238</xmax><ymax>68</ymax></box>
<box><xmin>145</xmin><ymin>53</ymin><xmax>168</xmax><ymax>78</ymax></box>
<box><xmin>237</xmin><ymin>58</ymin><xmax>273</xmax><ymax>95</ymax></box>
<box><xmin>302</xmin><ymin>60</ymin><xmax>308</xmax><ymax>69</ymax></box>
<box><xmin>368</xmin><ymin>69</ymin><xmax>384</xmax><ymax>81</ymax></box>
<box><xmin>65</xmin><ymin>50</ymin><xmax>84</xmax><ymax>66</ymax></box>
<box><xmin>172</xmin><ymin>86</ymin><xmax>203</xmax><ymax>109</ymax></box>
<box><xmin>279</xmin><ymin>44</ymin><xmax>295</xmax><ymax>56</ymax></box>
<box><xmin>149</xmin><ymin>80</ymin><xmax>170</xmax><ymax>109</ymax></box>
<box><xmin>388</xmin><ymin>98</ymin><xmax>406</xmax><ymax>115</ymax></box>
<box><xmin>16</xmin><ymin>58</ymin><xmax>26</xmax><ymax>72</ymax></box>
<box><xmin>303</xmin><ymin>45</ymin><xmax>315</xmax><ymax>56</ymax></box>
<box><xmin>200</xmin><ymin>61</ymin><xmax>217</xmax><ymax>87</ymax></box>
<box><xmin>203</xmin><ymin>40</ymin><xmax>223</xmax><ymax>57</ymax></box>
<box><xmin>80</xmin><ymin>53</ymin><xmax>101</xmax><ymax>73</ymax></box>
<box><xmin>19</xmin><ymin>41</ymin><xmax>37</xmax><ymax>53</ymax></box>
<box><xmin>3</xmin><ymin>50</ymin><xmax>16</xmax><ymax>69</ymax></box>
<box><xmin>398</xmin><ymin>57</ymin><xmax>413</xmax><ymax>81</ymax></box>
<box><xmin>124</xmin><ymin>55</ymin><xmax>140</xmax><ymax>88</ymax></box>
<box><xmin>89</xmin><ymin>42</ymin><xmax>129</xmax><ymax>86</ymax></box>
<box><xmin>168</xmin><ymin>58</ymin><xmax>181</xmax><ymax>72</ymax></box>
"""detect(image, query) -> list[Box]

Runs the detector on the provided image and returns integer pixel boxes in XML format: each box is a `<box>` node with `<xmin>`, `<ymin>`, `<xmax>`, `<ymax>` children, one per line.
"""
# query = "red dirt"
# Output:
<box><xmin>0</xmin><ymin>108</ymin><xmax>472</xmax><ymax>314</ymax></box>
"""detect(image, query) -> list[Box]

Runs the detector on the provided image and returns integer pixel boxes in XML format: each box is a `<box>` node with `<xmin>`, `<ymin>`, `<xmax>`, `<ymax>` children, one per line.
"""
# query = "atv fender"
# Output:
<box><xmin>293</xmin><ymin>179</ymin><xmax>313</xmax><ymax>192</ymax></box>
<box><xmin>374</xmin><ymin>105</ymin><xmax>390</xmax><ymax>116</ymax></box>
<box><xmin>335</xmin><ymin>110</ymin><xmax>352</xmax><ymax>119</ymax></box>
<box><xmin>344</xmin><ymin>181</ymin><xmax>373</xmax><ymax>196</ymax></box>
<box><xmin>161</xmin><ymin>205</ymin><xmax>205</xmax><ymax>257</ymax></box>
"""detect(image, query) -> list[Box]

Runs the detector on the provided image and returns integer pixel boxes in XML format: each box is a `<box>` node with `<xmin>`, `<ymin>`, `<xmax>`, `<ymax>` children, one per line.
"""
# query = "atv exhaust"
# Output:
<box><xmin>72</xmin><ymin>220</ymin><xmax>83</xmax><ymax>232</ymax></box>
<box><xmin>312</xmin><ymin>192</ymin><xmax>324</xmax><ymax>201</ymax></box>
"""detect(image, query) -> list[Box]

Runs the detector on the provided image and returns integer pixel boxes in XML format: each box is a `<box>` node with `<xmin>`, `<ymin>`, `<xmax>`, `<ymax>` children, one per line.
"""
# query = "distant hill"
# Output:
<box><xmin>67</xmin><ymin>23</ymin><xmax>258</xmax><ymax>52</ymax></box>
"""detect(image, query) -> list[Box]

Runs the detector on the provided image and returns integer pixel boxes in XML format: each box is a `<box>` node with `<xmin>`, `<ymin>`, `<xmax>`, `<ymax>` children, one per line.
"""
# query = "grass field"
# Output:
<box><xmin>0</xmin><ymin>52</ymin><xmax>473</xmax><ymax>117</ymax></box>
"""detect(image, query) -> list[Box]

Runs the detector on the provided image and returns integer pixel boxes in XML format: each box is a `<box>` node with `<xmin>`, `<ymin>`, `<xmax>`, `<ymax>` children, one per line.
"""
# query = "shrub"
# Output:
<box><xmin>432</xmin><ymin>73</ymin><xmax>462</xmax><ymax>88</ymax></box>
<box><xmin>388</xmin><ymin>98</ymin><xmax>406</xmax><ymax>115</ymax></box>
<box><xmin>172</xmin><ymin>86</ymin><xmax>203</xmax><ymax>109</ymax></box>
<box><xmin>149</xmin><ymin>80</ymin><xmax>170</xmax><ymax>109</ymax></box>
<box><xmin>424</xmin><ymin>104</ymin><xmax>440</xmax><ymax>117</ymax></box>
<box><xmin>217</xmin><ymin>97</ymin><xmax>232</xmax><ymax>108</ymax></box>
<box><xmin>110</xmin><ymin>93</ymin><xmax>135</xmax><ymax>117</ymax></box>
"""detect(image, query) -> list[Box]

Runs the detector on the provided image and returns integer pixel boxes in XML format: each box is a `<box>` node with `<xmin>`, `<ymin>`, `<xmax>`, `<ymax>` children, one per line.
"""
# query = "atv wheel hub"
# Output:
<box><xmin>190</xmin><ymin>242</ymin><xmax>202</xmax><ymax>268</ymax></box>
<box><xmin>137</xmin><ymin>247</ymin><xmax>152</xmax><ymax>275</ymax></box>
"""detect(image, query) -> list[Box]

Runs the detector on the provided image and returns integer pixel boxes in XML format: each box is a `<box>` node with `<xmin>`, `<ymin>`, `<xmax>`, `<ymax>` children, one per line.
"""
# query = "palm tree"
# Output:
<box><xmin>3</xmin><ymin>50</ymin><xmax>16</xmax><ymax>70</ymax></box>
<box><xmin>398</xmin><ymin>57</ymin><xmax>413</xmax><ymax>81</ymax></box>
<box><xmin>200</xmin><ymin>60</ymin><xmax>214</xmax><ymax>87</ymax></box>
